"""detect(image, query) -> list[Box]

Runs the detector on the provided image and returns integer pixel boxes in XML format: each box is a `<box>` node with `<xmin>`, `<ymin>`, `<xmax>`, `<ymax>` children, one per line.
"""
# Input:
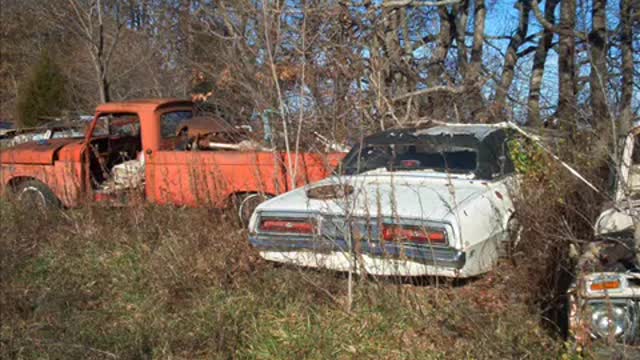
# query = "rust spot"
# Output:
<box><xmin>494</xmin><ymin>191</ymin><xmax>503</xmax><ymax>200</ymax></box>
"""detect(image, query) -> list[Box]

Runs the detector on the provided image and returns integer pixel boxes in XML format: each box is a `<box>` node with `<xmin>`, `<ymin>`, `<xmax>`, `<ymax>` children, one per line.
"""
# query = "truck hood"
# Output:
<box><xmin>0</xmin><ymin>138</ymin><xmax>83</xmax><ymax>164</ymax></box>
<box><xmin>256</xmin><ymin>173</ymin><xmax>492</xmax><ymax>221</ymax></box>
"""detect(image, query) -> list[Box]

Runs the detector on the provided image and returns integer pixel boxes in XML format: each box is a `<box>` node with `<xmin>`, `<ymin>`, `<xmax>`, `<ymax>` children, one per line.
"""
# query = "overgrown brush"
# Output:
<box><xmin>505</xmin><ymin>132</ymin><xmax>611</xmax><ymax>345</ymax></box>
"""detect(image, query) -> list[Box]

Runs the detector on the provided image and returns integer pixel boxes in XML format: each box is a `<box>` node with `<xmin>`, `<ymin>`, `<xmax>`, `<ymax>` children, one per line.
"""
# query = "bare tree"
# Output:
<box><xmin>38</xmin><ymin>0</ymin><xmax>125</xmax><ymax>103</ymax></box>
<box><xmin>2</xmin><ymin>0</ymin><xmax>636</xmax><ymax>136</ymax></box>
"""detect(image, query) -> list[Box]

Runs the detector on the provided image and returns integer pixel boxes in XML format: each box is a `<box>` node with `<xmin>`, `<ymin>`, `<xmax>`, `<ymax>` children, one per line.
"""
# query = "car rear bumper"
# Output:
<box><xmin>250</xmin><ymin>235</ymin><xmax>467</xmax><ymax>277</ymax></box>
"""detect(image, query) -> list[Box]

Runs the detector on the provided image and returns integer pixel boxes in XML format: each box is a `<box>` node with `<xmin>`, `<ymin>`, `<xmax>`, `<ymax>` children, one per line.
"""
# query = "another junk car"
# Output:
<box><xmin>248</xmin><ymin>123</ymin><xmax>520</xmax><ymax>278</ymax></box>
<box><xmin>568</xmin><ymin>126</ymin><xmax>640</xmax><ymax>350</ymax></box>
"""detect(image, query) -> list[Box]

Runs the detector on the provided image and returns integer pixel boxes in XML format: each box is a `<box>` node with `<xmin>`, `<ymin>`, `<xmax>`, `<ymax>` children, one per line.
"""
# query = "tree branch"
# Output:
<box><xmin>531</xmin><ymin>0</ymin><xmax>587</xmax><ymax>40</ymax></box>
<box><xmin>392</xmin><ymin>85</ymin><xmax>466</xmax><ymax>101</ymax></box>
<box><xmin>383</xmin><ymin>0</ymin><xmax>462</xmax><ymax>8</ymax></box>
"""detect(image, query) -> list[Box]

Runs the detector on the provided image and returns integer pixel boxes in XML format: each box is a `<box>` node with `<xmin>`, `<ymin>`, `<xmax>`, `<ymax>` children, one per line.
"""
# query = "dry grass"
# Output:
<box><xmin>0</xmin><ymin>196</ymin><xmax>586</xmax><ymax>359</ymax></box>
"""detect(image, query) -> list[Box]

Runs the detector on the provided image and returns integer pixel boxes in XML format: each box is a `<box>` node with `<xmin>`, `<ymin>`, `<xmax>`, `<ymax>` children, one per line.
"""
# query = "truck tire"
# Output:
<box><xmin>236</xmin><ymin>193</ymin><xmax>271</xmax><ymax>225</ymax></box>
<box><xmin>15</xmin><ymin>180</ymin><xmax>61</xmax><ymax>210</ymax></box>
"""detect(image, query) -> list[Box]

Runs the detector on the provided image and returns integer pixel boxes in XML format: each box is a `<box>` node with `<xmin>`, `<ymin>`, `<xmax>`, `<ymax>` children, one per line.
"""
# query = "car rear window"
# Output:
<box><xmin>160</xmin><ymin>111</ymin><xmax>192</xmax><ymax>138</ymax></box>
<box><xmin>343</xmin><ymin>143</ymin><xmax>478</xmax><ymax>175</ymax></box>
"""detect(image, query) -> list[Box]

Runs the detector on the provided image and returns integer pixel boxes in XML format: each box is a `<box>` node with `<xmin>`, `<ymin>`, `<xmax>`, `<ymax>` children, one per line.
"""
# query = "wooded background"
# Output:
<box><xmin>1</xmin><ymin>0</ymin><xmax>638</xmax><ymax>136</ymax></box>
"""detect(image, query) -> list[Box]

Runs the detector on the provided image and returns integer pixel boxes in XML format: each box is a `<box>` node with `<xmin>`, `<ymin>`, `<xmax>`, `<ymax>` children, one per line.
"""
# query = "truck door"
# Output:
<box><xmin>144</xmin><ymin>109</ymin><xmax>198</xmax><ymax>206</ymax></box>
<box><xmin>86</xmin><ymin>113</ymin><xmax>142</xmax><ymax>189</ymax></box>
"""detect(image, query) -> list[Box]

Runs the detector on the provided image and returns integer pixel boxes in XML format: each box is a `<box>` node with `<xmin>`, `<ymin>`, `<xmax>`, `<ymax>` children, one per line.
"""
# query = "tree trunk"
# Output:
<box><xmin>589</xmin><ymin>0</ymin><xmax>609</xmax><ymax>125</ymax></box>
<box><xmin>496</xmin><ymin>0</ymin><xmax>530</xmax><ymax>107</ymax></box>
<box><xmin>467</xmin><ymin>0</ymin><xmax>485</xmax><ymax>84</ymax></box>
<box><xmin>94</xmin><ymin>0</ymin><xmax>110</xmax><ymax>103</ymax></box>
<box><xmin>180</xmin><ymin>0</ymin><xmax>193</xmax><ymax>96</ymax></box>
<box><xmin>428</xmin><ymin>7</ymin><xmax>455</xmax><ymax>84</ymax></box>
<box><xmin>557</xmin><ymin>0</ymin><xmax>577</xmax><ymax>131</ymax></box>
<box><xmin>382</xmin><ymin>6</ymin><xmax>406</xmax><ymax>95</ymax></box>
<box><xmin>97</xmin><ymin>65</ymin><xmax>110</xmax><ymax>103</ymax></box>
<box><xmin>528</xmin><ymin>0</ymin><xmax>559</xmax><ymax>126</ymax></box>
<box><xmin>620</xmin><ymin>0</ymin><xmax>635</xmax><ymax>135</ymax></box>
<box><xmin>95</xmin><ymin>22</ymin><xmax>109</xmax><ymax>103</ymax></box>
<box><xmin>464</xmin><ymin>0</ymin><xmax>486</xmax><ymax>121</ymax></box>
<box><xmin>453</xmin><ymin>0</ymin><xmax>469</xmax><ymax>77</ymax></box>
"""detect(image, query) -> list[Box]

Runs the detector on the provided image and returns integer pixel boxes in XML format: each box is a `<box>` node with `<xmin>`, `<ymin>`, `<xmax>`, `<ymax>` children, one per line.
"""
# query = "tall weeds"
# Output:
<box><xmin>1</xmin><ymin>181</ymin><xmax>594</xmax><ymax>359</ymax></box>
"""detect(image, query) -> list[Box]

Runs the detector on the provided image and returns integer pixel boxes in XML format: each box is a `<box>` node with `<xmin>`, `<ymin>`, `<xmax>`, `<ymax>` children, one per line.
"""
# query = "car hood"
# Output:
<box><xmin>256</xmin><ymin>173</ymin><xmax>493</xmax><ymax>221</ymax></box>
<box><xmin>0</xmin><ymin>138</ymin><xmax>83</xmax><ymax>164</ymax></box>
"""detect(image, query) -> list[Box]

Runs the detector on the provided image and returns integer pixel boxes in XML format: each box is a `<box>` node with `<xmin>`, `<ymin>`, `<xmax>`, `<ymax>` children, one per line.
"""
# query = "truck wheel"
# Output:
<box><xmin>236</xmin><ymin>193</ymin><xmax>271</xmax><ymax>225</ymax></box>
<box><xmin>15</xmin><ymin>180</ymin><xmax>60</xmax><ymax>210</ymax></box>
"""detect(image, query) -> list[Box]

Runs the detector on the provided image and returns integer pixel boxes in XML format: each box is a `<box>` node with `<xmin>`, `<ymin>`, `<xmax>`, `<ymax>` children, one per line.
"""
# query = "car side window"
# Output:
<box><xmin>110</xmin><ymin>116</ymin><xmax>141</xmax><ymax>137</ymax></box>
<box><xmin>501</xmin><ymin>139</ymin><xmax>515</xmax><ymax>176</ymax></box>
<box><xmin>92</xmin><ymin>114</ymin><xmax>141</xmax><ymax>138</ymax></box>
<box><xmin>93</xmin><ymin>116</ymin><xmax>110</xmax><ymax>137</ymax></box>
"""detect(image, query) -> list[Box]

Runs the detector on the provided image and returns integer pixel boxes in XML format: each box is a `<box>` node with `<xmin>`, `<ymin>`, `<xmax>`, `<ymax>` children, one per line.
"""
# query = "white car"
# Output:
<box><xmin>248</xmin><ymin>123</ymin><xmax>519</xmax><ymax>278</ymax></box>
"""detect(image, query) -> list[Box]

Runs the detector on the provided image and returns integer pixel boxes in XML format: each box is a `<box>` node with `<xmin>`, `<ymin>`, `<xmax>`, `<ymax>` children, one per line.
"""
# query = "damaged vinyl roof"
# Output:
<box><xmin>347</xmin><ymin>122</ymin><xmax>513</xmax><ymax>180</ymax></box>
<box><xmin>414</xmin><ymin>123</ymin><xmax>509</xmax><ymax>140</ymax></box>
<box><xmin>363</xmin><ymin>122</ymin><xmax>509</xmax><ymax>145</ymax></box>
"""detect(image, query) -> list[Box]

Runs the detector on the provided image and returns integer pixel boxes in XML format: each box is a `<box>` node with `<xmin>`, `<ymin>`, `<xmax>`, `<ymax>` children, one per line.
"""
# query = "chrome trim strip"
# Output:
<box><xmin>249</xmin><ymin>236</ymin><xmax>465</xmax><ymax>269</ymax></box>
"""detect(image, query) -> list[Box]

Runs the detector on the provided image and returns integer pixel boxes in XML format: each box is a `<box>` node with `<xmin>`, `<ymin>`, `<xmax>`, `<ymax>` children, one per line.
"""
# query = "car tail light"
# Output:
<box><xmin>259</xmin><ymin>219</ymin><xmax>315</xmax><ymax>234</ymax></box>
<box><xmin>590</xmin><ymin>279</ymin><xmax>621</xmax><ymax>291</ymax></box>
<box><xmin>400</xmin><ymin>160</ymin><xmax>421</xmax><ymax>168</ymax></box>
<box><xmin>382</xmin><ymin>225</ymin><xmax>446</xmax><ymax>244</ymax></box>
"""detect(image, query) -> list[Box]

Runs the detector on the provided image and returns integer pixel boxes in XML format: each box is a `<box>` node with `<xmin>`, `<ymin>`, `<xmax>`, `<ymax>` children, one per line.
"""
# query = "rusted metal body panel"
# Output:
<box><xmin>0</xmin><ymin>161</ymin><xmax>84</xmax><ymax>206</ymax></box>
<box><xmin>146</xmin><ymin>151</ymin><xmax>343</xmax><ymax>207</ymax></box>
<box><xmin>147</xmin><ymin>151</ymin><xmax>285</xmax><ymax>207</ymax></box>
<box><xmin>0</xmin><ymin>138</ymin><xmax>82</xmax><ymax>164</ymax></box>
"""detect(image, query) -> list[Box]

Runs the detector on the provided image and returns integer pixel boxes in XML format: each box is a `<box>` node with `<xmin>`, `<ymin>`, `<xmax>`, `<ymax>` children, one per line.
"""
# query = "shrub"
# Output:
<box><xmin>16</xmin><ymin>50</ymin><xmax>68</xmax><ymax>128</ymax></box>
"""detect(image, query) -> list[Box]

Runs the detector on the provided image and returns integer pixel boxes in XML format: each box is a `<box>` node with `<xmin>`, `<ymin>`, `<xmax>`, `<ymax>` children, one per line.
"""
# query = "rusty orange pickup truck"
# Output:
<box><xmin>0</xmin><ymin>99</ymin><xmax>344</xmax><ymax>221</ymax></box>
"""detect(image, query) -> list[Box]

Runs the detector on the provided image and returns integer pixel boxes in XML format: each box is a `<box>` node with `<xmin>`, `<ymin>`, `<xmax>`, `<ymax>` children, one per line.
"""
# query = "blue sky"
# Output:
<box><xmin>283</xmin><ymin>1</ymin><xmax>638</xmax><ymax>121</ymax></box>
<box><xmin>474</xmin><ymin>0</ymin><xmax>637</xmax><ymax>120</ymax></box>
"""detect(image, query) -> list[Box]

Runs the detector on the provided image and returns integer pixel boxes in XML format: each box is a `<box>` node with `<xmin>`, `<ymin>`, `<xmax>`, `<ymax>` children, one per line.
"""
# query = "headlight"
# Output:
<box><xmin>588</xmin><ymin>301</ymin><xmax>637</xmax><ymax>341</ymax></box>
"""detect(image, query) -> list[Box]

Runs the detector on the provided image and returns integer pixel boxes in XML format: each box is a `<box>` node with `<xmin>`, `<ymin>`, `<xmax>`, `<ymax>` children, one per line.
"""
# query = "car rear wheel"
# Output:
<box><xmin>15</xmin><ymin>180</ymin><xmax>60</xmax><ymax>210</ymax></box>
<box><xmin>236</xmin><ymin>193</ymin><xmax>271</xmax><ymax>225</ymax></box>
